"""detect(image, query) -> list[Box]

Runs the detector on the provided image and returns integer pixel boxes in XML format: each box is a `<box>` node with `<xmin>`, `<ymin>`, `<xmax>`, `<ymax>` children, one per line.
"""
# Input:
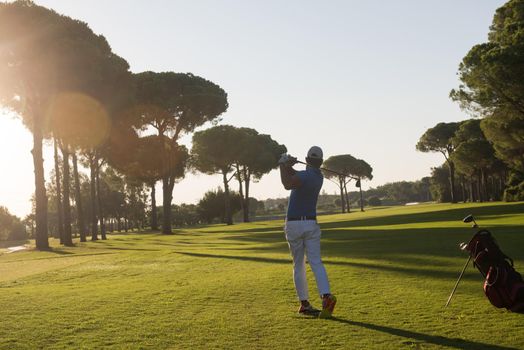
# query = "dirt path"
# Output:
<box><xmin>5</xmin><ymin>246</ymin><xmax>28</xmax><ymax>254</ymax></box>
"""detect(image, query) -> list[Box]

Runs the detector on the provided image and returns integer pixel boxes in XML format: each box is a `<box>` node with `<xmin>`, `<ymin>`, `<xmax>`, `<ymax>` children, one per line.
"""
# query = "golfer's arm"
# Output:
<box><xmin>280</xmin><ymin>165</ymin><xmax>301</xmax><ymax>190</ymax></box>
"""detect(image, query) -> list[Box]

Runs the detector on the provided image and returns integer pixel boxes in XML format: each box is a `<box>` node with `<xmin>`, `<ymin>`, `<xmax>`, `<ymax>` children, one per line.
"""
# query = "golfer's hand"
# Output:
<box><xmin>278</xmin><ymin>153</ymin><xmax>290</xmax><ymax>165</ymax></box>
<box><xmin>287</xmin><ymin>156</ymin><xmax>298</xmax><ymax>165</ymax></box>
<box><xmin>278</xmin><ymin>154</ymin><xmax>298</xmax><ymax>166</ymax></box>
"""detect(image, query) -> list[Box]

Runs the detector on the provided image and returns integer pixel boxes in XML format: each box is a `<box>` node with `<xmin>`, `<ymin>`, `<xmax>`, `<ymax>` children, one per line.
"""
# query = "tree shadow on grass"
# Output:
<box><xmin>329</xmin><ymin>317</ymin><xmax>518</xmax><ymax>350</ymax></box>
<box><xmin>100</xmin><ymin>246</ymin><xmax>161</xmax><ymax>252</ymax></box>
<box><xmin>151</xmin><ymin>240</ymin><xmax>251</xmax><ymax>246</ymax></box>
<box><xmin>199</xmin><ymin>226</ymin><xmax>284</xmax><ymax>235</ymax></box>
<box><xmin>108</xmin><ymin>229</ymin><xmax>190</xmax><ymax>236</ymax></box>
<box><xmin>173</xmin><ymin>251</ymin><xmax>481</xmax><ymax>281</ymax></box>
<box><xmin>0</xmin><ymin>252</ymin><xmax>117</xmax><ymax>263</ymax></box>
<box><xmin>319</xmin><ymin>203</ymin><xmax>524</xmax><ymax>231</ymax></box>
<box><xmin>175</xmin><ymin>251</ymin><xmax>289</xmax><ymax>264</ymax></box>
<box><xmin>47</xmin><ymin>249</ymin><xmax>75</xmax><ymax>255</ymax></box>
<box><xmin>219</xmin><ymin>225</ymin><xmax>524</xmax><ymax>264</ymax></box>
<box><xmin>209</xmin><ymin>203</ymin><xmax>524</xmax><ymax>235</ymax></box>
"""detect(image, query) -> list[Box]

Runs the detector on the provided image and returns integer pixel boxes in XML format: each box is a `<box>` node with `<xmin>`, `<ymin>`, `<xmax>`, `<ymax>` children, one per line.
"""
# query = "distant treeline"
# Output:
<box><xmin>0</xmin><ymin>207</ymin><xmax>26</xmax><ymax>242</ymax></box>
<box><xmin>262</xmin><ymin>179</ymin><xmax>433</xmax><ymax>214</ymax></box>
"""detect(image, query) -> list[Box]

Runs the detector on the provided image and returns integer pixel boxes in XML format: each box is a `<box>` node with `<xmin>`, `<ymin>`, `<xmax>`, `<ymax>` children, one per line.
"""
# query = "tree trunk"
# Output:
<box><xmin>477</xmin><ymin>171</ymin><xmax>483</xmax><ymax>202</ymax></box>
<box><xmin>489</xmin><ymin>175</ymin><xmax>496</xmax><ymax>201</ymax></box>
<box><xmin>162</xmin><ymin>176</ymin><xmax>174</xmax><ymax>233</ymax></box>
<box><xmin>469</xmin><ymin>176</ymin><xmax>475</xmax><ymax>202</ymax></box>
<box><xmin>96</xmin><ymin>161</ymin><xmax>107</xmax><ymax>240</ymax></box>
<box><xmin>481</xmin><ymin>168</ymin><xmax>489</xmax><ymax>201</ymax></box>
<box><xmin>448</xmin><ymin>160</ymin><xmax>457</xmax><ymax>203</ymax></box>
<box><xmin>222</xmin><ymin>170</ymin><xmax>233</xmax><ymax>225</ymax></box>
<box><xmin>461</xmin><ymin>178</ymin><xmax>466</xmax><ymax>203</ymax></box>
<box><xmin>61</xmin><ymin>146</ymin><xmax>74</xmax><ymax>246</ymax></box>
<box><xmin>90</xmin><ymin>155</ymin><xmax>98</xmax><ymax>241</ymax></box>
<box><xmin>243</xmin><ymin>168</ymin><xmax>251</xmax><ymax>222</ymax></box>
<box><xmin>481</xmin><ymin>169</ymin><xmax>488</xmax><ymax>201</ymax></box>
<box><xmin>358</xmin><ymin>178</ymin><xmax>364</xmax><ymax>212</ymax></box>
<box><xmin>32</xmin><ymin>124</ymin><xmax>49</xmax><ymax>250</ymax></box>
<box><xmin>72</xmin><ymin>152</ymin><xmax>87</xmax><ymax>242</ymax></box>
<box><xmin>235</xmin><ymin>165</ymin><xmax>246</xmax><ymax>221</ymax></box>
<box><xmin>53</xmin><ymin>139</ymin><xmax>64</xmax><ymax>242</ymax></box>
<box><xmin>343</xmin><ymin>181</ymin><xmax>350</xmax><ymax>213</ymax></box>
<box><xmin>150</xmin><ymin>182</ymin><xmax>158</xmax><ymax>230</ymax></box>
<box><xmin>338</xmin><ymin>177</ymin><xmax>345</xmax><ymax>213</ymax></box>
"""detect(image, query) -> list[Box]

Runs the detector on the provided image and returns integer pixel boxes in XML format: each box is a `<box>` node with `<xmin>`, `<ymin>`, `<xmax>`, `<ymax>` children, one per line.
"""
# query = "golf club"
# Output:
<box><xmin>294</xmin><ymin>160</ymin><xmax>358</xmax><ymax>180</ymax></box>
<box><xmin>445</xmin><ymin>255</ymin><xmax>472</xmax><ymax>307</ymax></box>
<box><xmin>444</xmin><ymin>214</ymin><xmax>478</xmax><ymax>307</ymax></box>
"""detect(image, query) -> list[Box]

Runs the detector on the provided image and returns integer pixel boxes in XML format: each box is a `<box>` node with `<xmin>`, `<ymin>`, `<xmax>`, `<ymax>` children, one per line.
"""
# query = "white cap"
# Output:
<box><xmin>307</xmin><ymin>146</ymin><xmax>323</xmax><ymax>159</ymax></box>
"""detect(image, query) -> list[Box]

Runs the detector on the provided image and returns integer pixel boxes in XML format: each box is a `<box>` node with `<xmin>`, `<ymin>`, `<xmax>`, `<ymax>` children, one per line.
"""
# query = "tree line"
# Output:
<box><xmin>417</xmin><ymin>119</ymin><xmax>508</xmax><ymax>203</ymax></box>
<box><xmin>262</xmin><ymin>178</ymin><xmax>432</xmax><ymax>213</ymax></box>
<box><xmin>0</xmin><ymin>1</ymin><xmax>286</xmax><ymax>249</ymax></box>
<box><xmin>417</xmin><ymin>0</ymin><xmax>524</xmax><ymax>204</ymax></box>
<box><xmin>0</xmin><ymin>207</ymin><xmax>26</xmax><ymax>242</ymax></box>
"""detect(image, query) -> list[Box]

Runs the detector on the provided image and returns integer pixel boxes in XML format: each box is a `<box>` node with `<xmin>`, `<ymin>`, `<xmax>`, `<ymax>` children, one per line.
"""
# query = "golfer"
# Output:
<box><xmin>279</xmin><ymin>146</ymin><xmax>336</xmax><ymax>318</ymax></box>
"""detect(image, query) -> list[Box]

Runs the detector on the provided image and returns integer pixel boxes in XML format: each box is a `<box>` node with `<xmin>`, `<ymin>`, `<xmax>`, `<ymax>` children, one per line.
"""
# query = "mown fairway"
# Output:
<box><xmin>1</xmin><ymin>202</ymin><xmax>524</xmax><ymax>349</ymax></box>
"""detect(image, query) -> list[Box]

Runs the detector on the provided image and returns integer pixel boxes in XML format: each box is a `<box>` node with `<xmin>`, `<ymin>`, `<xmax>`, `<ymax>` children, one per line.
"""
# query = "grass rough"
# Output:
<box><xmin>1</xmin><ymin>202</ymin><xmax>524</xmax><ymax>349</ymax></box>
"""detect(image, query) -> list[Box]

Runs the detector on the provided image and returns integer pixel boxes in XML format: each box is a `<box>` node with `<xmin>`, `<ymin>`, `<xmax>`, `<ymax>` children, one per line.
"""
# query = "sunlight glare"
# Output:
<box><xmin>0</xmin><ymin>108</ymin><xmax>37</xmax><ymax>217</ymax></box>
<box><xmin>46</xmin><ymin>92</ymin><xmax>110</xmax><ymax>149</ymax></box>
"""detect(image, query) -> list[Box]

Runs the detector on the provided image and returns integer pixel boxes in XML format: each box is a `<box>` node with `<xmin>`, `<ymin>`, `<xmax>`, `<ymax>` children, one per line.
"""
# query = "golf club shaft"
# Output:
<box><xmin>445</xmin><ymin>255</ymin><xmax>472</xmax><ymax>307</ymax></box>
<box><xmin>295</xmin><ymin>160</ymin><xmax>356</xmax><ymax>179</ymax></box>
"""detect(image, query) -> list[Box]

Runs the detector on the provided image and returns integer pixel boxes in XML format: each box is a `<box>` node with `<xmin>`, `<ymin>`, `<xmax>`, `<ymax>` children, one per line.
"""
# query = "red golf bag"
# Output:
<box><xmin>464</xmin><ymin>229</ymin><xmax>524</xmax><ymax>313</ymax></box>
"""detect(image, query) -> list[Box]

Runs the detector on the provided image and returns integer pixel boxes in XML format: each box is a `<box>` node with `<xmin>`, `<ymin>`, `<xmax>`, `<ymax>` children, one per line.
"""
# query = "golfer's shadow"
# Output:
<box><xmin>328</xmin><ymin>317</ymin><xmax>518</xmax><ymax>350</ymax></box>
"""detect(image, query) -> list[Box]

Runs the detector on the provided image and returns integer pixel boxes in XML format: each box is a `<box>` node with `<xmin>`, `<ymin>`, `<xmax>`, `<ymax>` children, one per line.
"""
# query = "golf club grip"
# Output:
<box><xmin>445</xmin><ymin>255</ymin><xmax>472</xmax><ymax>307</ymax></box>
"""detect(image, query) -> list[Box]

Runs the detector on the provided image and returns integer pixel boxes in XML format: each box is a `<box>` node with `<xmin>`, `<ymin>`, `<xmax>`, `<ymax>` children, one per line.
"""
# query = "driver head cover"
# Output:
<box><xmin>307</xmin><ymin>146</ymin><xmax>323</xmax><ymax>160</ymax></box>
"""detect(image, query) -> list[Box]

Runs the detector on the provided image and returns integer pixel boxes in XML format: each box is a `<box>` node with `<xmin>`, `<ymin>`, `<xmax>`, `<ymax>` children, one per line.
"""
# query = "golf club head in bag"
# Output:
<box><xmin>463</xmin><ymin>214</ymin><xmax>473</xmax><ymax>223</ymax></box>
<box><xmin>462</xmin><ymin>214</ymin><xmax>478</xmax><ymax>228</ymax></box>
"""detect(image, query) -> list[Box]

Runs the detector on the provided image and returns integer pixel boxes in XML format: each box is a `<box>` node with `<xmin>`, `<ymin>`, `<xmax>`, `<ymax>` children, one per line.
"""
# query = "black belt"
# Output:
<box><xmin>287</xmin><ymin>216</ymin><xmax>317</xmax><ymax>221</ymax></box>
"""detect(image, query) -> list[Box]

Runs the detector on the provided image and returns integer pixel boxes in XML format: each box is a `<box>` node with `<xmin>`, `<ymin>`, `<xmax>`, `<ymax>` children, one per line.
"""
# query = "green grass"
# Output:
<box><xmin>1</xmin><ymin>202</ymin><xmax>524</xmax><ymax>349</ymax></box>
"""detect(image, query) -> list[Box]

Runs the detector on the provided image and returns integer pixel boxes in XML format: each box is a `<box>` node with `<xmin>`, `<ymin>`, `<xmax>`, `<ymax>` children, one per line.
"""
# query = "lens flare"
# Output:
<box><xmin>46</xmin><ymin>92</ymin><xmax>110</xmax><ymax>149</ymax></box>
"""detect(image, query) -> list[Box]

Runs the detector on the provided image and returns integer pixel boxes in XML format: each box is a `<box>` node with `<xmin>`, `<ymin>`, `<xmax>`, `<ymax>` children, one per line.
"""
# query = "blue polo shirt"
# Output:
<box><xmin>287</xmin><ymin>167</ymin><xmax>323</xmax><ymax>218</ymax></box>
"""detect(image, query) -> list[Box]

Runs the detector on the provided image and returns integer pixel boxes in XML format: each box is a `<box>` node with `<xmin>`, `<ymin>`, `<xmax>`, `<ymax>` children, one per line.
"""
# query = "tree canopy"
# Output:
<box><xmin>416</xmin><ymin>122</ymin><xmax>460</xmax><ymax>157</ymax></box>
<box><xmin>322</xmin><ymin>155</ymin><xmax>359</xmax><ymax>178</ymax></box>
<box><xmin>451</xmin><ymin>119</ymin><xmax>498</xmax><ymax>179</ymax></box>
<box><xmin>191</xmin><ymin>126</ymin><xmax>240</xmax><ymax>173</ymax></box>
<box><xmin>352</xmin><ymin>159</ymin><xmax>373</xmax><ymax>181</ymax></box>
<box><xmin>416</xmin><ymin>122</ymin><xmax>460</xmax><ymax>203</ymax></box>
<box><xmin>451</xmin><ymin>0</ymin><xmax>524</xmax><ymax>199</ymax></box>
<box><xmin>132</xmin><ymin>71</ymin><xmax>229</xmax><ymax>138</ymax></box>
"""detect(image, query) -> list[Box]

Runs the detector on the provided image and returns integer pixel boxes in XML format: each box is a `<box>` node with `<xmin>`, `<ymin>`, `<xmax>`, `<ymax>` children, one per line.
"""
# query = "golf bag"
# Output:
<box><xmin>464</xmin><ymin>229</ymin><xmax>524</xmax><ymax>313</ymax></box>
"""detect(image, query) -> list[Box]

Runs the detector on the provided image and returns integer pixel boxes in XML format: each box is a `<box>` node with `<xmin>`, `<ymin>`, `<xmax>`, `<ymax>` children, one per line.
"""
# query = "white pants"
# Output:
<box><xmin>285</xmin><ymin>220</ymin><xmax>330</xmax><ymax>301</ymax></box>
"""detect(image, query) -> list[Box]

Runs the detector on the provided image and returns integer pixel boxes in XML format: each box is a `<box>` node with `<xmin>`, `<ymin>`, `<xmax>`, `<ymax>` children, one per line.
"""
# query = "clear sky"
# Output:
<box><xmin>0</xmin><ymin>0</ymin><xmax>507</xmax><ymax>217</ymax></box>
